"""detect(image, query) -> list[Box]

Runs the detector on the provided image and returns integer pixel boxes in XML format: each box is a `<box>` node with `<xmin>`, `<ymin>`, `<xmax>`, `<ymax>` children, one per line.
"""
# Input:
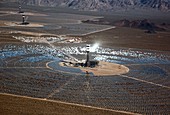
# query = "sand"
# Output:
<box><xmin>60</xmin><ymin>61</ymin><xmax>129</xmax><ymax>76</ymax></box>
<box><xmin>82</xmin><ymin>61</ymin><xmax>129</xmax><ymax>76</ymax></box>
<box><xmin>4</xmin><ymin>21</ymin><xmax>44</xmax><ymax>27</ymax></box>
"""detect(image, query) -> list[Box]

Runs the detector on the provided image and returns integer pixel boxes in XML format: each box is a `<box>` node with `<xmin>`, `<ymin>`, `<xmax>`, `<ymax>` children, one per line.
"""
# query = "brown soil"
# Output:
<box><xmin>83</xmin><ymin>27</ymin><xmax>170</xmax><ymax>51</ymax></box>
<box><xmin>81</xmin><ymin>61</ymin><xmax>129</xmax><ymax>76</ymax></box>
<box><xmin>0</xmin><ymin>21</ymin><xmax>6</xmax><ymax>26</ymax></box>
<box><xmin>0</xmin><ymin>93</ymin><xmax>134</xmax><ymax>115</ymax></box>
<box><xmin>0</xmin><ymin>33</ymin><xmax>21</xmax><ymax>43</ymax></box>
<box><xmin>60</xmin><ymin>61</ymin><xmax>129</xmax><ymax>76</ymax></box>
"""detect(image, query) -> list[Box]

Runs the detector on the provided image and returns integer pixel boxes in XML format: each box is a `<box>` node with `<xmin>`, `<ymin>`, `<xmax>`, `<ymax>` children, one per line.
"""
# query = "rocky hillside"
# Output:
<box><xmin>19</xmin><ymin>0</ymin><xmax>170</xmax><ymax>11</ymax></box>
<box><xmin>114</xmin><ymin>19</ymin><xmax>169</xmax><ymax>33</ymax></box>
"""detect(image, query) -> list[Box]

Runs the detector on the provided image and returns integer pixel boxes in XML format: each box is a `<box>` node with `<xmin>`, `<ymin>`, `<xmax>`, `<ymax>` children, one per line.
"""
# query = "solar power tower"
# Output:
<box><xmin>85</xmin><ymin>44</ymin><xmax>90</xmax><ymax>67</ymax></box>
<box><xmin>21</xmin><ymin>15</ymin><xmax>29</xmax><ymax>25</ymax></box>
<box><xmin>18</xmin><ymin>4</ymin><xmax>24</xmax><ymax>13</ymax></box>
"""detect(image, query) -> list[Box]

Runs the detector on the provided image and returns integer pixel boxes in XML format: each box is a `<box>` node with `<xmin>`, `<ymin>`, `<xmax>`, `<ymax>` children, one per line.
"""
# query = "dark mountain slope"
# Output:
<box><xmin>18</xmin><ymin>0</ymin><xmax>170</xmax><ymax>11</ymax></box>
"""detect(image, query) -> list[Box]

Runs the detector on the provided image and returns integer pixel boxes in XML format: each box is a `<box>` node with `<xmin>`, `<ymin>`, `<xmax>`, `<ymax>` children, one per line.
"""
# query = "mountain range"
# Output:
<box><xmin>19</xmin><ymin>0</ymin><xmax>170</xmax><ymax>11</ymax></box>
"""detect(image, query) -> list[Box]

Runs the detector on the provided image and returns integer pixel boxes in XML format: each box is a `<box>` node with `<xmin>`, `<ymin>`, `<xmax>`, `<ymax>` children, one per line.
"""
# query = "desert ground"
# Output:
<box><xmin>0</xmin><ymin>93</ymin><xmax>133</xmax><ymax>115</ymax></box>
<box><xmin>0</xmin><ymin>1</ymin><xmax>170</xmax><ymax>115</ymax></box>
<box><xmin>59</xmin><ymin>61</ymin><xmax>129</xmax><ymax>76</ymax></box>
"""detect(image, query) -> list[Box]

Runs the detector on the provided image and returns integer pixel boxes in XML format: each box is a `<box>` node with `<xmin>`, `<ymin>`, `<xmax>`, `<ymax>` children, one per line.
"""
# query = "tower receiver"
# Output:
<box><xmin>85</xmin><ymin>44</ymin><xmax>90</xmax><ymax>67</ymax></box>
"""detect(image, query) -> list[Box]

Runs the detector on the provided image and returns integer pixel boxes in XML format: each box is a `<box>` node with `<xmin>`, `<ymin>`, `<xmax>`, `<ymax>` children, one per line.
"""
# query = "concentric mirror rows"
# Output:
<box><xmin>0</xmin><ymin>43</ymin><xmax>170</xmax><ymax>114</ymax></box>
